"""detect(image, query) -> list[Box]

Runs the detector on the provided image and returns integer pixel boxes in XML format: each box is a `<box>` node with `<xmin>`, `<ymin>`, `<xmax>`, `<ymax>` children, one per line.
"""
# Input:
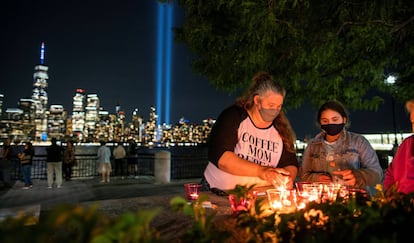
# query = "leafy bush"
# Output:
<box><xmin>1</xmin><ymin>184</ymin><xmax>413</xmax><ymax>243</ymax></box>
<box><xmin>0</xmin><ymin>204</ymin><xmax>162</xmax><ymax>243</ymax></box>
<box><xmin>234</xmin><ymin>184</ymin><xmax>414</xmax><ymax>243</ymax></box>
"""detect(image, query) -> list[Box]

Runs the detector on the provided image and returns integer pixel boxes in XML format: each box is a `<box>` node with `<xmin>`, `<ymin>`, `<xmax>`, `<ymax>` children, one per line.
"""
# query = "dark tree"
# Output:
<box><xmin>162</xmin><ymin>0</ymin><xmax>414</xmax><ymax>110</ymax></box>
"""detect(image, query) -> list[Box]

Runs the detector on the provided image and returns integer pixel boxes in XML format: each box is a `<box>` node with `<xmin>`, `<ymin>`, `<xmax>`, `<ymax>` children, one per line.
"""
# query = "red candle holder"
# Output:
<box><xmin>228</xmin><ymin>191</ymin><xmax>257</xmax><ymax>216</ymax></box>
<box><xmin>184</xmin><ymin>183</ymin><xmax>202</xmax><ymax>200</ymax></box>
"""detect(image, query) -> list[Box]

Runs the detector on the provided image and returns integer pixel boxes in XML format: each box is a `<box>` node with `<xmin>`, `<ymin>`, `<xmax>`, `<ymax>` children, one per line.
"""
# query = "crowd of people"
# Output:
<box><xmin>0</xmin><ymin>137</ymin><xmax>139</xmax><ymax>189</ymax></box>
<box><xmin>0</xmin><ymin>71</ymin><xmax>413</xmax><ymax>196</ymax></box>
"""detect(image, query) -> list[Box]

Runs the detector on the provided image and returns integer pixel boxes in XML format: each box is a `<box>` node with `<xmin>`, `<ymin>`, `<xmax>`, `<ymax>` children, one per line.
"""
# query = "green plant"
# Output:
<box><xmin>1</xmin><ymin>184</ymin><xmax>414</xmax><ymax>242</ymax></box>
<box><xmin>170</xmin><ymin>195</ymin><xmax>230</xmax><ymax>242</ymax></box>
<box><xmin>91</xmin><ymin>208</ymin><xmax>163</xmax><ymax>243</ymax></box>
<box><xmin>233</xmin><ymin>184</ymin><xmax>414</xmax><ymax>243</ymax></box>
<box><xmin>0</xmin><ymin>203</ymin><xmax>163</xmax><ymax>243</ymax></box>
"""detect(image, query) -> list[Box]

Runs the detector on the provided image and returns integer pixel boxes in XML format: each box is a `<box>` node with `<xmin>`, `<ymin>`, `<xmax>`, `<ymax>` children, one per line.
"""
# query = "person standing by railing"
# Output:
<box><xmin>97</xmin><ymin>140</ymin><xmax>112</xmax><ymax>183</ymax></box>
<box><xmin>0</xmin><ymin>138</ymin><xmax>13</xmax><ymax>188</ymax></box>
<box><xmin>63</xmin><ymin>140</ymin><xmax>76</xmax><ymax>181</ymax></box>
<box><xmin>46</xmin><ymin>138</ymin><xmax>64</xmax><ymax>189</ymax></box>
<box><xmin>113</xmin><ymin>141</ymin><xmax>126</xmax><ymax>178</ymax></box>
<box><xmin>18</xmin><ymin>141</ymin><xmax>34</xmax><ymax>189</ymax></box>
<box><xmin>127</xmin><ymin>141</ymin><xmax>138</xmax><ymax>179</ymax></box>
<box><xmin>10</xmin><ymin>139</ymin><xmax>24</xmax><ymax>181</ymax></box>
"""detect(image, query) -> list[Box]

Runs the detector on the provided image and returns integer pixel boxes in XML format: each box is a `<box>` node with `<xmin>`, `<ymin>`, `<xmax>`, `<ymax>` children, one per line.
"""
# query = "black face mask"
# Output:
<box><xmin>321</xmin><ymin>123</ymin><xmax>345</xmax><ymax>136</ymax></box>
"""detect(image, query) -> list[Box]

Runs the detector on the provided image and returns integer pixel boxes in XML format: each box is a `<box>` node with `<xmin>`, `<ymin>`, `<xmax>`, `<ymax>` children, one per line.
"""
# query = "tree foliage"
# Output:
<box><xmin>164</xmin><ymin>0</ymin><xmax>414</xmax><ymax>111</ymax></box>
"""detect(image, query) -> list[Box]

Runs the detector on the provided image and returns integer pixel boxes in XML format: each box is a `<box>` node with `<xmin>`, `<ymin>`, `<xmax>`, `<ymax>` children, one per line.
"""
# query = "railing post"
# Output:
<box><xmin>154</xmin><ymin>150</ymin><xmax>171</xmax><ymax>184</ymax></box>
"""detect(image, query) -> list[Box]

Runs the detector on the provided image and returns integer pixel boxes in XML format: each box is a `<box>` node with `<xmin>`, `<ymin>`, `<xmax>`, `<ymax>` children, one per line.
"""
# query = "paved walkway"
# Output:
<box><xmin>0</xmin><ymin>176</ymin><xmax>201</xmax><ymax>221</ymax></box>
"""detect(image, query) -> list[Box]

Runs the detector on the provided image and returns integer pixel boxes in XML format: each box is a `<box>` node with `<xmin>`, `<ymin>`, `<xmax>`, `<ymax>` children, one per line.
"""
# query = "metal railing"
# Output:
<box><xmin>5</xmin><ymin>146</ymin><xmax>392</xmax><ymax>182</ymax></box>
<box><xmin>9</xmin><ymin>152</ymin><xmax>209</xmax><ymax>181</ymax></box>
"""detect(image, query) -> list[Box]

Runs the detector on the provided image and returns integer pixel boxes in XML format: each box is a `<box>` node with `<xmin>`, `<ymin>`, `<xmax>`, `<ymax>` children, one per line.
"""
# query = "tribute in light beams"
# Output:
<box><xmin>156</xmin><ymin>3</ymin><xmax>173</xmax><ymax>130</ymax></box>
<box><xmin>164</xmin><ymin>5</ymin><xmax>173</xmax><ymax>125</ymax></box>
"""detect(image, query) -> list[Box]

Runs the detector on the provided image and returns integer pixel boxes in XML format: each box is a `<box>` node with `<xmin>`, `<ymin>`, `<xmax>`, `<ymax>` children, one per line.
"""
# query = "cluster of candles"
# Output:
<box><xmin>184</xmin><ymin>181</ymin><xmax>366</xmax><ymax>216</ymax></box>
<box><xmin>266</xmin><ymin>182</ymin><xmax>364</xmax><ymax>212</ymax></box>
<box><xmin>227</xmin><ymin>182</ymin><xmax>367</xmax><ymax>215</ymax></box>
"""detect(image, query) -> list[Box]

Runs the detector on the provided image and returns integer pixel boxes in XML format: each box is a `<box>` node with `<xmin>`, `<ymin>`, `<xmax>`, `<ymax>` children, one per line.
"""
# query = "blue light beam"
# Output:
<box><xmin>164</xmin><ymin>4</ymin><xmax>173</xmax><ymax>125</ymax></box>
<box><xmin>156</xmin><ymin>3</ymin><xmax>165</xmax><ymax>127</ymax></box>
<box><xmin>156</xmin><ymin>2</ymin><xmax>174</xmax><ymax>129</ymax></box>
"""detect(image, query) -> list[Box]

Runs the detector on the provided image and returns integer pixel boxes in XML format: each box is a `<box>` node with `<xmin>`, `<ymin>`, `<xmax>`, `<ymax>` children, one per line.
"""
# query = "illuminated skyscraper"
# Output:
<box><xmin>18</xmin><ymin>98</ymin><xmax>36</xmax><ymax>140</ymax></box>
<box><xmin>72</xmin><ymin>88</ymin><xmax>86</xmax><ymax>140</ymax></box>
<box><xmin>97</xmin><ymin>108</ymin><xmax>110</xmax><ymax>141</ymax></box>
<box><xmin>84</xmin><ymin>94</ymin><xmax>99</xmax><ymax>141</ymax></box>
<box><xmin>0</xmin><ymin>93</ymin><xmax>3</xmax><ymax>116</ymax></box>
<box><xmin>115</xmin><ymin>100</ymin><xmax>121</xmax><ymax>115</ymax></box>
<box><xmin>32</xmin><ymin>42</ymin><xmax>49</xmax><ymax>141</ymax></box>
<box><xmin>131</xmin><ymin>108</ymin><xmax>143</xmax><ymax>142</ymax></box>
<box><xmin>48</xmin><ymin>104</ymin><xmax>67</xmax><ymax>140</ymax></box>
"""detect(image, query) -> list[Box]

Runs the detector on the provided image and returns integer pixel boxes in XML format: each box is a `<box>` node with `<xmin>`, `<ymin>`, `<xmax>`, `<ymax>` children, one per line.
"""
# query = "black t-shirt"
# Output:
<box><xmin>204</xmin><ymin>105</ymin><xmax>298</xmax><ymax>190</ymax></box>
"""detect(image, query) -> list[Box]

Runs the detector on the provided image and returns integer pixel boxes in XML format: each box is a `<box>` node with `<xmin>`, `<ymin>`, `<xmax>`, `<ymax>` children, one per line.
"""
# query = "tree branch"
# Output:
<box><xmin>336</xmin><ymin>20</ymin><xmax>393</xmax><ymax>35</ymax></box>
<box><xmin>391</xmin><ymin>15</ymin><xmax>414</xmax><ymax>33</ymax></box>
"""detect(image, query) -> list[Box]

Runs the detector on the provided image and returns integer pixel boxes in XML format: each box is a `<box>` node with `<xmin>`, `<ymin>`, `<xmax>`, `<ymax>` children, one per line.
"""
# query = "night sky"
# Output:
<box><xmin>0</xmin><ymin>0</ymin><xmax>411</xmax><ymax>140</ymax></box>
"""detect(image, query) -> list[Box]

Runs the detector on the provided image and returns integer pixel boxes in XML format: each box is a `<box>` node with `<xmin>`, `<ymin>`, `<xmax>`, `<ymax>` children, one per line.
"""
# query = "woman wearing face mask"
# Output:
<box><xmin>300</xmin><ymin>100</ymin><xmax>383</xmax><ymax>195</ymax></box>
<box><xmin>202</xmin><ymin>71</ymin><xmax>299</xmax><ymax>193</ymax></box>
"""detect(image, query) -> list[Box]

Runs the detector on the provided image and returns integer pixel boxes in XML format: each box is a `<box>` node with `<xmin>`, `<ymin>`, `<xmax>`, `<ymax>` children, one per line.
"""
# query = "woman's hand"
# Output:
<box><xmin>259</xmin><ymin>167</ymin><xmax>291</xmax><ymax>188</ymax></box>
<box><xmin>317</xmin><ymin>174</ymin><xmax>332</xmax><ymax>183</ymax></box>
<box><xmin>332</xmin><ymin>170</ymin><xmax>356</xmax><ymax>186</ymax></box>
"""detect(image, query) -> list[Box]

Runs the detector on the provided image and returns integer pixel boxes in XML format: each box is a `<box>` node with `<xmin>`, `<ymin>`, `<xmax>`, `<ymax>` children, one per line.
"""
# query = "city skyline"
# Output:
<box><xmin>0</xmin><ymin>0</ymin><xmax>412</xmax><ymax>140</ymax></box>
<box><xmin>0</xmin><ymin>1</ymin><xmax>236</xmax><ymax>124</ymax></box>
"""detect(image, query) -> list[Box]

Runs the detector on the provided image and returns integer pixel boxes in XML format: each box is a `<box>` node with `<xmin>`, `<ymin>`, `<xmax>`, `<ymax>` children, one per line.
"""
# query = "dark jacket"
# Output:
<box><xmin>46</xmin><ymin>144</ymin><xmax>63</xmax><ymax>162</ymax></box>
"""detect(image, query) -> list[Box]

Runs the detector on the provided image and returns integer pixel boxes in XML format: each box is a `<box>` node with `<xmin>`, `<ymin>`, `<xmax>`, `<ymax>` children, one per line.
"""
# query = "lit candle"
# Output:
<box><xmin>190</xmin><ymin>192</ymin><xmax>199</xmax><ymax>200</ymax></box>
<box><xmin>267</xmin><ymin>189</ymin><xmax>284</xmax><ymax>210</ymax></box>
<box><xmin>296</xmin><ymin>201</ymin><xmax>307</xmax><ymax>210</ymax></box>
<box><xmin>270</xmin><ymin>200</ymin><xmax>283</xmax><ymax>210</ymax></box>
<box><xmin>184</xmin><ymin>183</ymin><xmax>202</xmax><ymax>200</ymax></box>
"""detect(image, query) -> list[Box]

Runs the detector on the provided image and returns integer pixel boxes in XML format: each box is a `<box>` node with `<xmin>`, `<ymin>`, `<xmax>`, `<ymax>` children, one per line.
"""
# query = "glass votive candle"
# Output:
<box><xmin>266</xmin><ymin>189</ymin><xmax>284</xmax><ymax>210</ymax></box>
<box><xmin>323</xmin><ymin>183</ymin><xmax>342</xmax><ymax>201</ymax></box>
<box><xmin>302</xmin><ymin>183</ymin><xmax>323</xmax><ymax>203</ymax></box>
<box><xmin>184</xmin><ymin>183</ymin><xmax>202</xmax><ymax>200</ymax></box>
<box><xmin>295</xmin><ymin>181</ymin><xmax>313</xmax><ymax>197</ymax></box>
<box><xmin>267</xmin><ymin>188</ymin><xmax>297</xmax><ymax>212</ymax></box>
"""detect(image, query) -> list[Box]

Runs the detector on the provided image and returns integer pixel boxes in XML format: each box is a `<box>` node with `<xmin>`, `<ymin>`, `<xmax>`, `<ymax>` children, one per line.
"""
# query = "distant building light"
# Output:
<box><xmin>385</xmin><ymin>75</ymin><xmax>396</xmax><ymax>85</ymax></box>
<box><xmin>6</xmin><ymin>108</ymin><xmax>24</xmax><ymax>114</ymax></box>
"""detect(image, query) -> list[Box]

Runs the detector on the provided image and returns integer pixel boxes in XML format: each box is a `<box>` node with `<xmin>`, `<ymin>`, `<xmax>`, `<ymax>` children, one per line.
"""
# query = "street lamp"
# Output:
<box><xmin>384</xmin><ymin>75</ymin><xmax>398</xmax><ymax>153</ymax></box>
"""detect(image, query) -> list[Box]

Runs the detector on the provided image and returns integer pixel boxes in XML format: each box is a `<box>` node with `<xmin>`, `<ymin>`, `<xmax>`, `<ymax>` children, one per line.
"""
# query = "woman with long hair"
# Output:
<box><xmin>202</xmin><ymin>71</ymin><xmax>299</xmax><ymax>193</ymax></box>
